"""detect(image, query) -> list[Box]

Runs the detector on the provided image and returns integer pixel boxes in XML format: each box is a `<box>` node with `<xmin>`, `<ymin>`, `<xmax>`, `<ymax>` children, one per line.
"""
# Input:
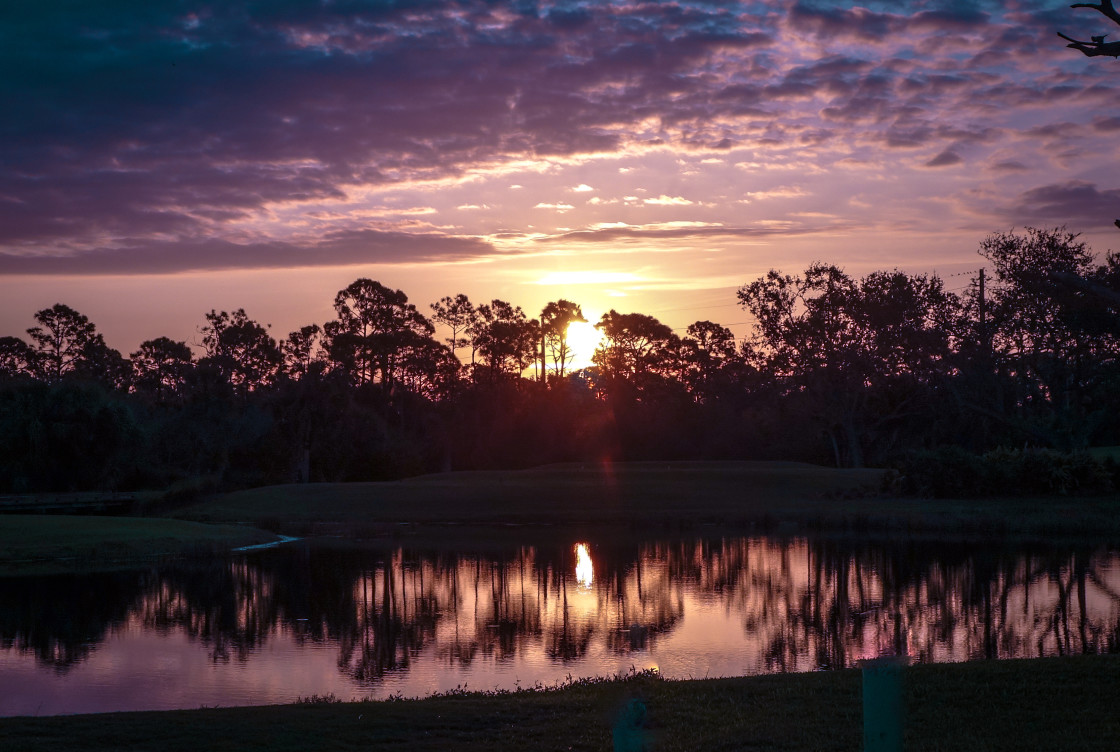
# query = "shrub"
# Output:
<box><xmin>893</xmin><ymin>446</ymin><xmax>1114</xmax><ymax>497</ymax></box>
<box><xmin>894</xmin><ymin>446</ymin><xmax>988</xmax><ymax>498</ymax></box>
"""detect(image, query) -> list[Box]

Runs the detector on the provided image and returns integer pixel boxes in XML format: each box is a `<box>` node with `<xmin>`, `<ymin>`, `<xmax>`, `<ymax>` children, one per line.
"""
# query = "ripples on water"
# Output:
<box><xmin>2</xmin><ymin>536</ymin><xmax>1118</xmax><ymax>715</ymax></box>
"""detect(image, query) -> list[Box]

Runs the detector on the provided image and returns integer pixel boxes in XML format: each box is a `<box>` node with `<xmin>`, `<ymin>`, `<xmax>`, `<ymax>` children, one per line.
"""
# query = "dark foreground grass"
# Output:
<box><xmin>0</xmin><ymin>515</ymin><xmax>277</xmax><ymax>575</ymax></box>
<box><xmin>174</xmin><ymin>461</ymin><xmax>1120</xmax><ymax>540</ymax></box>
<box><xmin>2</xmin><ymin>656</ymin><xmax>1117</xmax><ymax>751</ymax></box>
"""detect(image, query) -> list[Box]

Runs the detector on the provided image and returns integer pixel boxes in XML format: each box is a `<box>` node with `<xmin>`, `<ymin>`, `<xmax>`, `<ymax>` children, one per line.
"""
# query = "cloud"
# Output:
<box><xmin>1092</xmin><ymin>117</ymin><xmax>1120</xmax><ymax>132</ymax></box>
<box><xmin>789</xmin><ymin>2</ymin><xmax>989</xmax><ymax>42</ymax></box>
<box><xmin>589</xmin><ymin>220</ymin><xmax>723</xmax><ymax>232</ymax></box>
<box><xmin>541</xmin><ymin>219</ymin><xmax>846</xmax><ymax>244</ymax></box>
<box><xmin>0</xmin><ymin>231</ymin><xmax>496</xmax><ymax>275</ymax></box>
<box><xmin>3</xmin><ymin>0</ymin><xmax>1119</xmax><ymax>277</ymax></box>
<box><xmin>925</xmin><ymin>150</ymin><xmax>963</xmax><ymax>168</ymax></box>
<box><xmin>1</xmin><ymin>1</ymin><xmax>772</xmax><ymax>250</ymax></box>
<box><xmin>1008</xmin><ymin>181</ymin><xmax>1120</xmax><ymax>225</ymax></box>
<box><xmin>535</xmin><ymin>271</ymin><xmax>641</xmax><ymax>285</ymax></box>
<box><xmin>741</xmin><ymin>186</ymin><xmax>810</xmax><ymax>201</ymax></box>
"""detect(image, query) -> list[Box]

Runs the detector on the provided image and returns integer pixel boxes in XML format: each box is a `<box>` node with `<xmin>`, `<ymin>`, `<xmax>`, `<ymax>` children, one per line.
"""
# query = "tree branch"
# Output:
<box><xmin>1061</xmin><ymin>1</ymin><xmax>1120</xmax><ymax>56</ymax></box>
<box><xmin>1070</xmin><ymin>0</ymin><xmax>1120</xmax><ymax>27</ymax></box>
<box><xmin>1058</xmin><ymin>31</ymin><xmax>1120</xmax><ymax>56</ymax></box>
<box><xmin>1050</xmin><ymin>269</ymin><xmax>1120</xmax><ymax>308</ymax></box>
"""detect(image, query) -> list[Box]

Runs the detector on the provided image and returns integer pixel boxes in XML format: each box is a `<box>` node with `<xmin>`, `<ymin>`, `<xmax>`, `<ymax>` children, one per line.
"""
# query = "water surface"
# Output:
<box><xmin>2</xmin><ymin>536</ymin><xmax>1118</xmax><ymax>716</ymax></box>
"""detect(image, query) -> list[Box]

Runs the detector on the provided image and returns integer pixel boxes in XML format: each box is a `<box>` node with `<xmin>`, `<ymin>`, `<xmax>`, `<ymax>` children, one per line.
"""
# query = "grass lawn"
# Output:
<box><xmin>0</xmin><ymin>515</ymin><xmax>277</xmax><ymax>575</ymax></box>
<box><xmin>1090</xmin><ymin>446</ymin><xmax>1120</xmax><ymax>462</ymax></box>
<box><xmin>8</xmin><ymin>461</ymin><xmax>1119</xmax><ymax>574</ymax></box>
<box><xmin>172</xmin><ymin>461</ymin><xmax>882</xmax><ymax>529</ymax></box>
<box><xmin>173</xmin><ymin>460</ymin><xmax>1120</xmax><ymax>540</ymax></box>
<box><xmin>1</xmin><ymin>655</ymin><xmax>1116</xmax><ymax>751</ymax></box>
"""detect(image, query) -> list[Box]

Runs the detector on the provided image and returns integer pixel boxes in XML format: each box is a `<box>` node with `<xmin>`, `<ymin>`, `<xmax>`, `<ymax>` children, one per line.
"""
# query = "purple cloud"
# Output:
<box><xmin>1092</xmin><ymin>116</ymin><xmax>1120</xmax><ymax>132</ymax></box>
<box><xmin>539</xmin><ymin>220</ymin><xmax>854</xmax><ymax>244</ymax></box>
<box><xmin>2</xmin><ymin>1</ymin><xmax>777</xmax><ymax>256</ymax></box>
<box><xmin>789</xmin><ymin>2</ymin><xmax>989</xmax><ymax>42</ymax></box>
<box><xmin>3</xmin><ymin>0</ymin><xmax>1119</xmax><ymax>279</ymax></box>
<box><xmin>1010</xmin><ymin>181</ymin><xmax>1120</xmax><ymax>225</ymax></box>
<box><xmin>925</xmin><ymin>149</ymin><xmax>963</xmax><ymax>167</ymax></box>
<box><xmin>0</xmin><ymin>231</ymin><xmax>495</xmax><ymax>275</ymax></box>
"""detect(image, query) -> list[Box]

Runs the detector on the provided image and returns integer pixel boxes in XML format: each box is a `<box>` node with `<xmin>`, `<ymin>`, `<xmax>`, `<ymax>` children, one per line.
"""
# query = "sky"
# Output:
<box><xmin>2</xmin><ymin>0</ymin><xmax>1118</xmax><ymax>354</ymax></box>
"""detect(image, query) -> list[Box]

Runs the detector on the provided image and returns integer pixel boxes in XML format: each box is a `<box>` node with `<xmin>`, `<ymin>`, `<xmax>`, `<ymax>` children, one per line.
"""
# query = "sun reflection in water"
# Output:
<box><xmin>575</xmin><ymin>543</ymin><xmax>593</xmax><ymax>590</ymax></box>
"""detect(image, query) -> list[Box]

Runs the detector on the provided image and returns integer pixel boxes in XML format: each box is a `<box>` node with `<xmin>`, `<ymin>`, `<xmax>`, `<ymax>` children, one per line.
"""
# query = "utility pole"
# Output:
<box><xmin>951</xmin><ymin>267</ymin><xmax>990</xmax><ymax>352</ymax></box>
<box><xmin>976</xmin><ymin>267</ymin><xmax>995</xmax><ymax>372</ymax></box>
<box><xmin>978</xmin><ymin>267</ymin><xmax>986</xmax><ymax>350</ymax></box>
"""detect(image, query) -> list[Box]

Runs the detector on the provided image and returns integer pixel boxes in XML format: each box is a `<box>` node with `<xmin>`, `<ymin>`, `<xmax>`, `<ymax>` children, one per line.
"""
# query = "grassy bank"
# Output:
<box><xmin>173</xmin><ymin>461</ymin><xmax>881</xmax><ymax>532</ymax></box>
<box><xmin>1</xmin><ymin>655</ymin><xmax>1117</xmax><ymax>751</ymax></box>
<box><xmin>0</xmin><ymin>516</ymin><xmax>277</xmax><ymax>575</ymax></box>
<box><xmin>173</xmin><ymin>461</ymin><xmax>1120</xmax><ymax>540</ymax></box>
<box><xmin>8</xmin><ymin>461</ymin><xmax>1119</xmax><ymax>575</ymax></box>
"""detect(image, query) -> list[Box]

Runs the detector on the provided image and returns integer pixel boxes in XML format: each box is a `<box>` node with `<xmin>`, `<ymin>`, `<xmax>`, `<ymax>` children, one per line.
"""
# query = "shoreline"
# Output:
<box><xmin>1</xmin><ymin>656</ymin><xmax>1117</xmax><ymax>750</ymax></box>
<box><xmin>174</xmin><ymin>461</ymin><xmax>1120</xmax><ymax>542</ymax></box>
<box><xmin>4</xmin><ymin>461</ymin><xmax>1120</xmax><ymax>575</ymax></box>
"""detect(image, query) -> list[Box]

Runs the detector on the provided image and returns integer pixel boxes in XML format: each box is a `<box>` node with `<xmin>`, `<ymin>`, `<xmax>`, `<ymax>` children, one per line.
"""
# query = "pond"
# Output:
<box><xmin>2</xmin><ymin>535</ymin><xmax>1119</xmax><ymax>716</ymax></box>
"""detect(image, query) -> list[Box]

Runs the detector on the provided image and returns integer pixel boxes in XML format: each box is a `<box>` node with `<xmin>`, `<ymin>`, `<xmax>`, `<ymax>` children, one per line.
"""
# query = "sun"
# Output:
<box><xmin>565</xmin><ymin>320</ymin><xmax>604</xmax><ymax>371</ymax></box>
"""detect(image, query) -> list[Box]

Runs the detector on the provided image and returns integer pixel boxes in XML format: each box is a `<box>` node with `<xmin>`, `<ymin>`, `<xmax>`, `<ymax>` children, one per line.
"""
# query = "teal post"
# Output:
<box><xmin>612</xmin><ymin>698</ymin><xmax>648</xmax><ymax>752</ymax></box>
<box><xmin>861</xmin><ymin>657</ymin><xmax>905</xmax><ymax>752</ymax></box>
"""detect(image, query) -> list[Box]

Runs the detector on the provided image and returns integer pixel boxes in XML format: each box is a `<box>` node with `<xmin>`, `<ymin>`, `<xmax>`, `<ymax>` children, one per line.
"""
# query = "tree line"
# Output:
<box><xmin>1</xmin><ymin>227</ymin><xmax>1118</xmax><ymax>493</ymax></box>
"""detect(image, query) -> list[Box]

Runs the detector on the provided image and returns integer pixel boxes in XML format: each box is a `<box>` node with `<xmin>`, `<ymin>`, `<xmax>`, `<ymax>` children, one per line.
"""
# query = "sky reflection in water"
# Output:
<box><xmin>2</xmin><ymin>537</ymin><xmax>1119</xmax><ymax>716</ymax></box>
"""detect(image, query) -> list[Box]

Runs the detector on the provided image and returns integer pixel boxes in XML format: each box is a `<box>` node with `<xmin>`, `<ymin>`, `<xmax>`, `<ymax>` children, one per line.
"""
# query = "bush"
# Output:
<box><xmin>893</xmin><ymin>446</ymin><xmax>986</xmax><ymax>498</ymax></box>
<box><xmin>894</xmin><ymin>446</ymin><xmax>1114</xmax><ymax>498</ymax></box>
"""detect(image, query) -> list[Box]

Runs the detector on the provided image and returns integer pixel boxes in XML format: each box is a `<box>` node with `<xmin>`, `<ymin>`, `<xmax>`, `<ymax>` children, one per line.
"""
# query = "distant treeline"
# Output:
<box><xmin>1</xmin><ymin>227</ymin><xmax>1118</xmax><ymax>494</ymax></box>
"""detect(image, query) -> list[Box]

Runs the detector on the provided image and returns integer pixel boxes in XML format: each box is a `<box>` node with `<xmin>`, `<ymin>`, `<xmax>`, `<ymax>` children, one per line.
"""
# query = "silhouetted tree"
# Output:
<box><xmin>681</xmin><ymin>320</ymin><xmax>736</xmax><ymax>374</ymax></box>
<box><xmin>0</xmin><ymin>380</ymin><xmax>142</xmax><ymax>491</ymax></box>
<box><xmin>739</xmin><ymin>264</ymin><xmax>958</xmax><ymax>466</ymax></box>
<box><xmin>325</xmin><ymin>279</ymin><xmax>436</xmax><ymax>388</ymax></box>
<box><xmin>73</xmin><ymin>334</ymin><xmax>131</xmax><ymax>390</ymax></box>
<box><xmin>391</xmin><ymin>337</ymin><xmax>458</xmax><ymax>399</ymax></box>
<box><xmin>261</xmin><ymin>368</ymin><xmax>353</xmax><ymax>482</ymax></box>
<box><xmin>678</xmin><ymin>320</ymin><xmax>752</xmax><ymax>403</ymax></box>
<box><xmin>977</xmin><ymin>227</ymin><xmax>1120</xmax><ymax>449</ymax></box>
<box><xmin>0</xmin><ymin>336</ymin><xmax>34</xmax><ymax>380</ymax></box>
<box><xmin>7</xmin><ymin>225</ymin><xmax>1120</xmax><ymax>493</ymax></box>
<box><xmin>1092</xmin><ymin>250</ymin><xmax>1120</xmax><ymax>299</ymax></box>
<box><xmin>199</xmin><ymin>309</ymin><xmax>281</xmax><ymax>394</ymax></box>
<box><xmin>131</xmin><ymin>337</ymin><xmax>194</xmax><ymax>402</ymax></box>
<box><xmin>471</xmin><ymin>300</ymin><xmax>538</xmax><ymax>380</ymax></box>
<box><xmin>430</xmin><ymin>294</ymin><xmax>475</xmax><ymax>364</ymax></box>
<box><xmin>280</xmin><ymin>324</ymin><xmax>323</xmax><ymax>380</ymax></box>
<box><xmin>26</xmin><ymin>304</ymin><xmax>98</xmax><ymax>382</ymax></box>
<box><xmin>592</xmin><ymin>310</ymin><xmax>681</xmax><ymax>403</ymax></box>
<box><xmin>541</xmin><ymin>299</ymin><xmax>587</xmax><ymax>379</ymax></box>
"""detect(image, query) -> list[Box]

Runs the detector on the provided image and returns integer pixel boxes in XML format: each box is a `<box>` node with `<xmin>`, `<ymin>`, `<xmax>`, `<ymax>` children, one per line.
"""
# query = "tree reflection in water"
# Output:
<box><xmin>0</xmin><ymin>571</ymin><xmax>146</xmax><ymax>670</ymax></box>
<box><xmin>3</xmin><ymin>538</ymin><xmax>1119</xmax><ymax>688</ymax></box>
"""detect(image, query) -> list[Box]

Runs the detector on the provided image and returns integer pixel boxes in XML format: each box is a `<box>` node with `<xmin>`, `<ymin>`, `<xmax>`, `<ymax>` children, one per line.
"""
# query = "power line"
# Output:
<box><xmin>670</xmin><ymin>321</ymin><xmax>749</xmax><ymax>331</ymax></box>
<box><xmin>650</xmin><ymin>302</ymin><xmax>740</xmax><ymax>315</ymax></box>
